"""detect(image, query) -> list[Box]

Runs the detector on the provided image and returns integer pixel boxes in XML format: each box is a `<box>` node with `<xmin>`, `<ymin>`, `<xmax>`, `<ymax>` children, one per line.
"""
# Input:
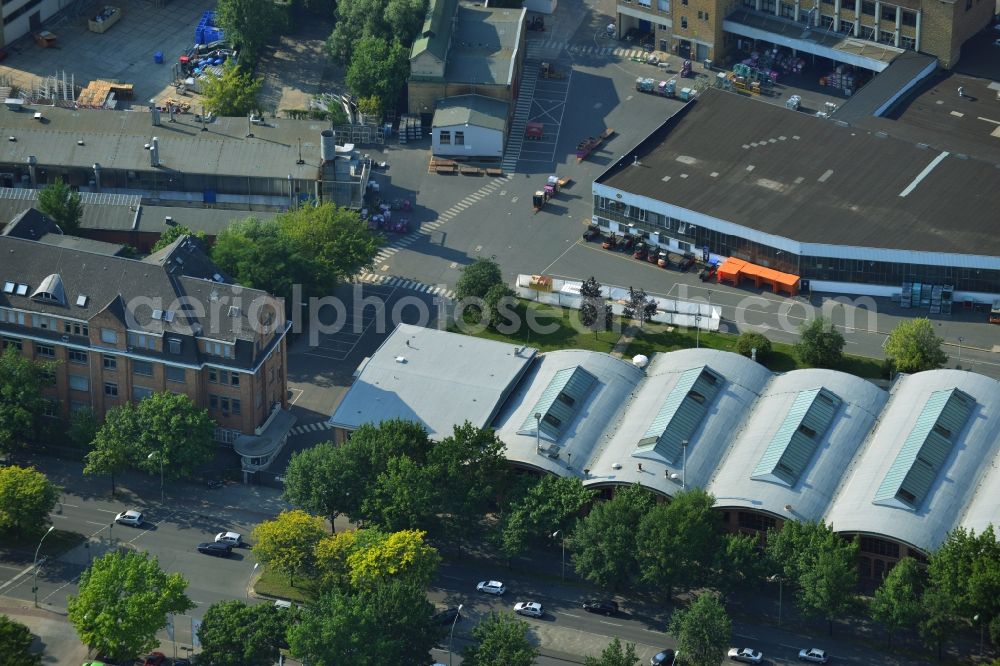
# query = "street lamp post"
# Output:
<box><xmin>148</xmin><ymin>451</ymin><xmax>164</xmax><ymax>503</ymax></box>
<box><xmin>552</xmin><ymin>530</ymin><xmax>565</xmax><ymax>580</ymax></box>
<box><xmin>448</xmin><ymin>603</ymin><xmax>464</xmax><ymax>666</ymax></box>
<box><xmin>534</xmin><ymin>412</ymin><xmax>542</xmax><ymax>454</ymax></box>
<box><xmin>33</xmin><ymin>525</ymin><xmax>55</xmax><ymax>607</ymax></box>
<box><xmin>974</xmin><ymin>613</ymin><xmax>984</xmax><ymax>657</ymax></box>
<box><xmin>958</xmin><ymin>337</ymin><xmax>964</xmax><ymax>368</ymax></box>
<box><xmin>246</xmin><ymin>562</ymin><xmax>260</xmax><ymax>599</ymax></box>
<box><xmin>768</xmin><ymin>574</ymin><xmax>783</xmax><ymax>626</ymax></box>
<box><xmin>695</xmin><ymin>314</ymin><xmax>701</xmax><ymax>348</ymax></box>
<box><xmin>681</xmin><ymin>440</ymin><xmax>688</xmax><ymax>489</ymax></box>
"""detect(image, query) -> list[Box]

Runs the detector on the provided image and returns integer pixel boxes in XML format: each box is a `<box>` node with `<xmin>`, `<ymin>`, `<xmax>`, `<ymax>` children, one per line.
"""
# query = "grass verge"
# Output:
<box><xmin>451</xmin><ymin>299</ymin><xmax>884</xmax><ymax>380</ymax></box>
<box><xmin>627</xmin><ymin>323</ymin><xmax>884</xmax><ymax>378</ymax></box>
<box><xmin>254</xmin><ymin>568</ymin><xmax>317</xmax><ymax>604</ymax></box>
<box><xmin>448</xmin><ymin>301</ymin><xmax>621</xmax><ymax>354</ymax></box>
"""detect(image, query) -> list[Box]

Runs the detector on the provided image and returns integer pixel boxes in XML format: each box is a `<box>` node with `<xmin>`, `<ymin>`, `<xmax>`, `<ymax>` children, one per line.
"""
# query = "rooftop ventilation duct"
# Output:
<box><xmin>320</xmin><ymin>129</ymin><xmax>335</xmax><ymax>163</ymax></box>
<box><xmin>26</xmin><ymin>155</ymin><xmax>37</xmax><ymax>187</ymax></box>
<box><xmin>93</xmin><ymin>163</ymin><xmax>102</xmax><ymax>191</ymax></box>
<box><xmin>150</xmin><ymin>137</ymin><xmax>160</xmax><ymax>167</ymax></box>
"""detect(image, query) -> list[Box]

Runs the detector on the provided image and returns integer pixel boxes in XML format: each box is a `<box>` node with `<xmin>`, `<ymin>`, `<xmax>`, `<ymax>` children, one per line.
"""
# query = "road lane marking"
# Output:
<box><xmin>599</xmin><ymin>620</ymin><xmax>624</xmax><ymax>626</ymax></box>
<box><xmin>560</xmin><ymin>612</ymin><xmax>583</xmax><ymax>618</ymax></box>
<box><xmin>60</xmin><ymin>503</ymin><xmax>79</xmax><ymax>508</ymax></box>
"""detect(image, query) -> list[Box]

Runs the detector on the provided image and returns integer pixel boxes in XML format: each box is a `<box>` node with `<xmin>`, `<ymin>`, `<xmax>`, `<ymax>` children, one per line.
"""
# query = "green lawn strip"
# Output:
<box><xmin>254</xmin><ymin>568</ymin><xmax>317</xmax><ymax>603</ymax></box>
<box><xmin>450</xmin><ymin>300</ymin><xmax>883</xmax><ymax>380</ymax></box>
<box><xmin>0</xmin><ymin>528</ymin><xmax>86</xmax><ymax>560</ymax></box>
<box><xmin>448</xmin><ymin>301</ymin><xmax>620</xmax><ymax>354</ymax></box>
<box><xmin>627</xmin><ymin>323</ymin><xmax>884</xmax><ymax>379</ymax></box>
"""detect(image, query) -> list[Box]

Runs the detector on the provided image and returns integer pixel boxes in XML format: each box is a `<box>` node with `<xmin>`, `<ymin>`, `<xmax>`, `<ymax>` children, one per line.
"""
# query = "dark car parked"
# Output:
<box><xmin>433</xmin><ymin>607</ymin><xmax>462</xmax><ymax>625</ymax></box>
<box><xmin>583</xmin><ymin>599</ymin><xmax>620</xmax><ymax>616</ymax></box>
<box><xmin>197</xmin><ymin>541</ymin><xmax>233</xmax><ymax>557</ymax></box>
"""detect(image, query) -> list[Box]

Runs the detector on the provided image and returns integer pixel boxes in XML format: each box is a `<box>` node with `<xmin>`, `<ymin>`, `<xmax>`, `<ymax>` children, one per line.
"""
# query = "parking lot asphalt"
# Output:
<box><xmin>0</xmin><ymin>0</ymin><xmax>216</xmax><ymax>105</ymax></box>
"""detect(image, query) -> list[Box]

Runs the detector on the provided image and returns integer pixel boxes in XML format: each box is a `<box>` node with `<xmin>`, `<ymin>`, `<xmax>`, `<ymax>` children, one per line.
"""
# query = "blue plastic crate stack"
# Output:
<box><xmin>195</xmin><ymin>11</ymin><xmax>224</xmax><ymax>45</ymax></box>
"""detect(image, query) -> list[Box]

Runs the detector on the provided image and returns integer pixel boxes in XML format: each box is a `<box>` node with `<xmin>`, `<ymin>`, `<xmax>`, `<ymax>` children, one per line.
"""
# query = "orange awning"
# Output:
<box><xmin>716</xmin><ymin>257</ymin><xmax>799</xmax><ymax>296</ymax></box>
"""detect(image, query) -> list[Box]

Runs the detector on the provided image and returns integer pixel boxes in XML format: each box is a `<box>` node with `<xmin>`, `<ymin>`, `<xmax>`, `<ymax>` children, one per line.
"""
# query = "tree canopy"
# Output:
<box><xmin>579</xmin><ymin>277</ymin><xmax>613</xmax><ymax>337</ymax></box>
<box><xmin>456</xmin><ymin>257</ymin><xmax>504</xmax><ymax>302</ymax></box>
<box><xmin>636</xmin><ymin>488</ymin><xmax>725</xmax><ymax>598</ymax></box>
<box><xmin>735</xmin><ymin>331</ymin><xmax>771</xmax><ymax>360</ymax></box>
<box><xmin>501</xmin><ymin>475</ymin><xmax>595</xmax><ymax>558</ymax></box>
<box><xmin>152</xmin><ymin>226</ymin><xmax>208</xmax><ymax>253</ymax></box>
<box><xmin>765</xmin><ymin>520</ymin><xmax>858</xmax><ymax>634</ymax></box>
<box><xmin>326</xmin><ymin>0</ymin><xmax>426</xmax><ymax>64</ymax></box>
<box><xmin>201</xmin><ymin>62</ymin><xmax>264</xmax><ymax>116</ymax></box>
<box><xmin>37</xmin><ymin>179</ymin><xmax>83</xmax><ymax>235</ymax></box>
<box><xmin>668</xmin><ymin>593</ymin><xmax>730</xmax><ymax>666</ymax></box>
<box><xmin>215</xmin><ymin>0</ymin><xmax>278</xmax><ymax>64</ymax></box>
<box><xmin>313</xmin><ymin>527</ymin><xmax>441</xmax><ymax>593</ymax></box>
<box><xmin>212</xmin><ymin>206</ymin><xmax>380</xmax><ymax>304</ymax></box>
<box><xmin>584</xmin><ymin>638</ymin><xmax>640</xmax><ymax>666</ymax></box>
<box><xmin>795</xmin><ymin>317</ymin><xmax>845</xmax><ymax>368</ymax></box>
<box><xmin>870</xmin><ymin>557</ymin><xmax>924</xmax><ymax>647</ymax></box>
<box><xmin>284</xmin><ymin>421</ymin><xmax>508</xmax><ymax>543</ymax></box>
<box><xmin>136</xmin><ymin>392</ymin><xmax>215</xmax><ymax>478</ymax></box>
<box><xmin>0</xmin><ymin>614</ymin><xmax>41</xmax><ymax>666</ymax></box>
<box><xmin>252</xmin><ymin>510</ymin><xmax>327</xmax><ymax>586</ymax></box>
<box><xmin>197</xmin><ymin>600</ymin><xmax>291</xmax><ymax>666</ymax></box>
<box><xmin>67</xmin><ymin>550</ymin><xmax>194</xmax><ymax>662</ymax></box>
<box><xmin>622</xmin><ymin>287</ymin><xmax>657</xmax><ymax>327</ymax></box>
<box><xmin>0</xmin><ymin>347</ymin><xmax>54</xmax><ymax>455</ymax></box>
<box><xmin>344</xmin><ymin>37</ymin><xmax>411</xmax><ymax>111</ymax></box>
<box><xmin>84</xmin><ymin>402</ymin><xmax>139</xmax><ymax>495</ymax></box>
<box><xmin>572</xmin><ymin>484</ymin><xmax>655</xmax><ymax>590</ymax></box>
<box><xmin>288</xmin><ymin>580</ymin><xmax>441</xmax><ymax>666</ymax></box>
<box><xmin>462</xmin><ymin>612</ymin><xmax>538</xmax><ymax>666</ymax></box>
<box><xmin>884</xmin><ymin>317</ymin><xmax>948</xmax><ymax>373</ymax></box>
<box><xmin>0</xmin><ymin>466</ymin><xmax>60</xmax><ymax>536</ymax></box>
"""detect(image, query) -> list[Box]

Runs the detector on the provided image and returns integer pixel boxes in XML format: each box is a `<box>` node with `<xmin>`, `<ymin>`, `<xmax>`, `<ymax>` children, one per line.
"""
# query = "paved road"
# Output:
<box><xmin>431</xmin><ymin>562</ymin><xmax>935</xmax><ymax>666</ymax></box>
<box><xmin>357</xmin><ymin>47</ymin><xmax>1000</xmax><ymax>377</ymax></box>
<box><xmin>0</xmin><ymin>457</ymin><xmax>973</xmax><ymax>665</ymax></box>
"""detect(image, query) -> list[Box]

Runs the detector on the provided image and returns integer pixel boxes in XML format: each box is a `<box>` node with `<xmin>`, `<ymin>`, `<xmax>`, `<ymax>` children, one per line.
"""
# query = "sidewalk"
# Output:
<box><xmin>0</xmin><ymin>596</ymin><xmax>89</xmax><ymax>666</ymax></box>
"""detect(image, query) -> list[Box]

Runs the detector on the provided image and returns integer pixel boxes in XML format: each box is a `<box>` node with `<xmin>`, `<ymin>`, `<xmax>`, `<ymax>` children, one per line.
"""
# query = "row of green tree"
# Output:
<box><xmin>278</xmin><ymin>418</ymin><xmax>999</xmax><ymax>659</ymax></box>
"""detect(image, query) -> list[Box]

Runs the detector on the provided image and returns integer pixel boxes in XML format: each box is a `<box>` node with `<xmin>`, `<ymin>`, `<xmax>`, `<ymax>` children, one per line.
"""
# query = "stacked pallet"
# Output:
<box><xmin>77</xmin><ymin>80</ymin><xmax>134</xmax><ymax>109</ymax></box>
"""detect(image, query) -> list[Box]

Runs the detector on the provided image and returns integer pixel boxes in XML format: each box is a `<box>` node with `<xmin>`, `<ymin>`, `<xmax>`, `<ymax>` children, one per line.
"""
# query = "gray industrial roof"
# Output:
<box><xmin>494</xmin><ymin>350</ymin><xmax>644</xmax><ymax>477</ymax></box>
<box><xmin>825</xmin><ymin>370</ymin><xmax>1000</xmax><ymax>552</ymax></box>
<box><xmin>433</xmin><ymin>95</ymin><xmax>509</xmax><ymax>132</ymax></box>
<box><xmin>0</xmin><ymin>106</ymin><xmax>330</xmax><ymax>181</ymax></box>
<box><xmin>329</xmin><ymin>324</ymin><xmax>537</xmax><ymax>438</ymax></box>
<box><xmin>444</xmin><ymin>5</ymin><xmax>525</xmax><ymax>86</ymax></box>
<box><xmin>329</xmin><ymin>328</ymin><xmax>1000</xmax><ymax>553</ymax></box>
<box><xmin>706</xmin><ymin>369</ymin><xmax>888</xmax><ymax>526</ymax></box>
<box><xmin>0</xmin><ymin>188</ymin><xmax>139</xmax><ymax>234</ymax></box>
<box><xmin>595</xmin><ymin>88</ymin><xmax>1000</xmax><ymax>257</ymax></box>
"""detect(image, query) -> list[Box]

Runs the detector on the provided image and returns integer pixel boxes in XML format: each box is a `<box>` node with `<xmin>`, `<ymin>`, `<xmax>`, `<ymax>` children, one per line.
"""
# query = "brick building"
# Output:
<box><xmin>0</xmin><ymin>223</ymin><xmax>294</xmax><ymax>471</ymax></box>
<box><xmin>616</xmin><ymin>0</ymin><xmax>991</xmax><ymax>68</ymax></box>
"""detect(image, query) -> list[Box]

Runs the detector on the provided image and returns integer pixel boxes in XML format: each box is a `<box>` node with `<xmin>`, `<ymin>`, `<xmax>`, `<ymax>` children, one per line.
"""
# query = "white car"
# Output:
<box><xmin>115</xmin><ymin>510</ymin><xmax>143</xmax><ymax>527</ymax></box>
<box><xmin>215</xmin><ymin>531</ymin><xmax>242</xmax><ymax>547</ymax></box>
<box><xmin>476</xmin><ymin>580</ymin><xmax>506</xmax><ymax>595</ymax></box>
<box><xmin>728</xmin><ymin>647</ymin><xmax>763</xmax><ymax>664</ymax></box>
<box><xmin>513</xmin><ymin>601</ymin><xmax>543</xmax><ymax>617</ymax></box>
<box><xmin>799</xmin><ymin>648</ymin><xmax>829</xmax><ymax>663</ymax></box>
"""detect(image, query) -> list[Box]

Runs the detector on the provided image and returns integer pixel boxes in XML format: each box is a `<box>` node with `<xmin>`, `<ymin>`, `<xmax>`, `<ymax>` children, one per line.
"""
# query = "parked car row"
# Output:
<box><xmin>475</xmin><ymin>579</ymin><xmax>831</xmax><ymax>666</ymax></box>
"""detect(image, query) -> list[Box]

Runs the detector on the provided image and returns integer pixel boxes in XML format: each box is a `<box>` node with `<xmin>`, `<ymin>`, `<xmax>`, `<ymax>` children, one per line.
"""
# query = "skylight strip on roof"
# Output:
<box><xmin>873</xmin><ymin>387</ymin><xmax>974</xmax><ymax>510</ymax></box>
<box><xmin>751</xmin><ymin>387</ymin><xmax>842</xmax><ymax>486</ymax></box>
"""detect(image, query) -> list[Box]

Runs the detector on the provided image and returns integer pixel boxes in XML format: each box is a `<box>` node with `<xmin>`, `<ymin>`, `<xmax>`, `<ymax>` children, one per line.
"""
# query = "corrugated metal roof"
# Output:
<box><xmin>874</xmin><ymin>387</ymin><xmax>975</xmax><ymax>510</ymax></box>
<box><xmin>636</xmin><ymin>365</ymin><xmax>723</xmax><ymax>463</ymax></box>
<box><xmin>518</xmin><ymin>365</ymin><xmax>597</xmax><ymax>442</ymax></box>
<box><xmin>752</xmin><ymin>387</ymin><xmax>842</xmax><ymax>487</ymax></box>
